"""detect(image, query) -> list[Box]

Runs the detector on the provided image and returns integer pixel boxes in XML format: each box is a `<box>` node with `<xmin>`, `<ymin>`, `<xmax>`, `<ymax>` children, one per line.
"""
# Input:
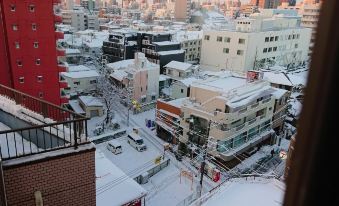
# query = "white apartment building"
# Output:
<box><xmin>200</xmin><ymin>15</ymin><xmax>312</xmax><ymax>73</ymax></box>
<box><xmin>180</xmin><ymin>74</ymin><xmax>284</xmax><ymax>161</ymax></box>
<box><xmin>62</xmin><ymin>9</ymin><xmax>99</xmax><ymax>31</ymax></box>
<box><xmin>174</xmin><ymin>31</ymin><xmax>203</xmax><ymax>63</ymax></box>
<box><xmin>61</xmin><ymin>65</ymin><xmax>99</xmax><ymax>94</ymax></box>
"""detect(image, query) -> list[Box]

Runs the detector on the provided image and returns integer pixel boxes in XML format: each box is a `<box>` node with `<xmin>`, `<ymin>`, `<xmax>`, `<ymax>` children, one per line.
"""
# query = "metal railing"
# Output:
<box><xmin>0</xmin><ymin>84</ymin><xmax>89</xmax><ymax>160</ymax></box>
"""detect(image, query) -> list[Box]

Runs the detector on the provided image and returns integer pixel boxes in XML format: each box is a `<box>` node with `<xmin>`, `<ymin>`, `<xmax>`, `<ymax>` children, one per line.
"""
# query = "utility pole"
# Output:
<box><xmin>199</xmin><ymin>120</ymin><xmax>212</xmax><ymax>197</ymax></box>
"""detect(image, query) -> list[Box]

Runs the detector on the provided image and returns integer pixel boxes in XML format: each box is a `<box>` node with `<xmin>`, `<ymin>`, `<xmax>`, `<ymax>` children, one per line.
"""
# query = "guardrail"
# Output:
<box><xmin>0</xmin><ymin>84</ymin><xmax>89</xmax><ymax>160</ymax></box>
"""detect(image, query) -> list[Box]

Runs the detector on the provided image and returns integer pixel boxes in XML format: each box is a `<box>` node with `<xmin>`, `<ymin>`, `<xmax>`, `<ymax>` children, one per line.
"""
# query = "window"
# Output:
<box><xmin>152</xmin><ymin>95</ymin><xmax>156</xmax><ymax>101</ymax></box>
<box><xmin>237</xmin><ymin>50</ymin><xmax>244</xmax><ymax>56</ymax></box>
<box><xmin>217</xmin><ymin>36</ymin><xmax>222</xmax><ymax>42</ymax></box>
<box><xmin>295</xmin><ymin>43</ymin><xmax>299</xmax><ymax>48</ymax></box>
<box><xmin>275</xmin><ymin>36</ymin><xmax>279</xmax><ymax>41</ymax></box>
<box><xmin>181</xmin><ymin>89</ymin><xmax>184</xmax><ymax>93</ymax></box>
<box><xmin>273</xmin><ymin>47</ymin><xmax>277</xmax><ymax>52</ymax></box>
<box><xmin>15</xmin><ymin>42</ymin><xmax>20</xmax><ymax>49</ymax></box>
<box><xmin>74</xmin><ymin>81</ymin><xmax>80</xmax><ymax>85</ymax></box>
<box><xmin>185</xmin><ymin>43</ymin><xmax>188</xmax><ymax>47</ymax></box>
<box><xmin>224</xmin><ymin>37</ymin><xmax>231</xmax><ymax>43</ymax></box>
<box><xmin>204</xmin><ymin>35</ymin><xmax>210</xmax><ymax>40</ymax></box>
<box><xmin>223</xmin><ymin>48</ymin><xmax>229</xmax><ymax>54</ymax></box>
<box><xmin>265</xmin><ymin>37</ymin><xmax>269</xmax><ymax>42</ymax></box>
<box><xmin>29</xmin><ymin>5</ymin><xmax>35</xmax><ymax>12</ymax></box>
<box><xmin>288</xmin><ymin>35</ymin><xmax>291</xmax><ymax>40</ymax></box>
<box><xmin>36</xmin><ymin>59</ymin><xmax>41</xmax><ymax>65</ymax></box>
<box><xmin>37</xmin><ymin>76</ymin><xmax>43</xmax><ymax>82</ymax></box>
<box><xmin>10</xmin><ymin>4</ymin><xmax>16</xmax><ymax>11</ymax></box>
<box><xmin>33</xmin><ymin>42</ymin><xmax>39</xmax><ymax>48</ymax></box>
<box><xmin>263</xmin><ymin>48</ymin><xmax>268</xmax><ymax>53</ymax></box>
<box><xmin>38</xmin><ymin>92</ymin><xmax>43</xmax><ymax>98</ymax></box>
<box><xmin>238</xmin><ymin>39</ymin><xmax>245</xmax><ymax>44</ymax></box>
<box><xmin>141</xmin><ymin>87</ymin><xmax>143</xmax><ymax>92</ymax></box>
<box><xmin>270</xmin><ymin>37</ymin><xmax>274</xmax><ymax>42</ymax></box>
<box><xmin>90</xmin><ymin>80</ymin><xmax>97</xmax><ymax>84</ymax></box>
<box><xmin>32</xmin><ymin>23</ymin><xmax>37</xmax><ymax>31</ymax></box>
<box><xmin>19</xmin><ymin>77</ymin><xmax>24</xmax><ymax>83</ymax></box>
<box><xmin>146</xmin><ymin>85</ymin><xmax>148</xmax><ymax>90</ymax></box>
<box><xmin>12</xmin><ymin>25</ymin><xmax>18</xmax><ymax>31</ymax></box>
<box><xmin>17</xmin><ymin>60</ymin><xmax>22</xmax><ymax>67</ymax></box>
<box><xmin>268</xmin><ymin>47</ymin><xmax>272</xmax><ymax>52</ymax></box>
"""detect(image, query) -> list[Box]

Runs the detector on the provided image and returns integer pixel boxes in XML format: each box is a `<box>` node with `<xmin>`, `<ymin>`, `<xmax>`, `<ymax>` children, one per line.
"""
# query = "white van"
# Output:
<box><xmin>127</xmin><ymin>132</ymin><xmax>147</xmax><ymax>152</ymax></box>
<box><xmin>107</xmin><ymin>140</ymin><xmax>122</xmax><ymax>155</ymax></box>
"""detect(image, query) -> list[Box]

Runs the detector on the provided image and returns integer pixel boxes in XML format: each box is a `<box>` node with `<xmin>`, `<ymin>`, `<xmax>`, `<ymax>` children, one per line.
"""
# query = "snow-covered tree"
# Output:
<box><xmin>96</xmin><ymin>75</ymin><xmax>119</xmax><ymax>126</ymax></box>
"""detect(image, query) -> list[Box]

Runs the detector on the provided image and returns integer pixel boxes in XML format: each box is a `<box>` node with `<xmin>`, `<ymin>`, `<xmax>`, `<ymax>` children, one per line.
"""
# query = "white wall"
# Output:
<box><xmin>200</xmin><ymin>27</ymin><xmax>312</xmax><ymax>72</ymax></box>
<box><xmin>62</xmin><ymin>76</ymin><xmax>98</xmax><ymax>94</ymax></box>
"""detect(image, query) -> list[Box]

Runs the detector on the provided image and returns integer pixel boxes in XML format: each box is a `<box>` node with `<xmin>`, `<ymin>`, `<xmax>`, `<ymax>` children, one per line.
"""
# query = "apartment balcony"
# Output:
<box><xmin>213</xmin><ymin>96</ymin><xmax>274</xmax><ymax>124</ymax></box>
<box><xmin>54</xmin><ymin>15</ymin><xmax>62</xmax><ymax>23</ymax></box>
<box><xmin>57</xmin><ymin>48</ymin><xmax>66</xmax><ymax>57</ymax></box>
<box><xmin>58</xmin><ymin>63</ymin><xmax>67</xmax><ymax>72</ymax></box>
<box><xmin>209</xmin><ymin>115</ymin><xmax>271</xmax><ymax>141</ymax></box>
<box><xmin>59</xmin><ymin>80</ymin><xmax>68</xmax><ymax>88</ymax></box>
<box><xmin>55</xmin><ymin>31</ymin><xmax>64</xmax><ymax>40</ymax></box>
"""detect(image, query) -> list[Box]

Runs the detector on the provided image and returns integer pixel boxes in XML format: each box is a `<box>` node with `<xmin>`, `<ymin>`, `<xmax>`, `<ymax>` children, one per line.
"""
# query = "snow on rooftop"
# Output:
<box><xmin>107</xmin><ymin>60</ymin><xmax>135</xmax><ymax>70</ymax></box>
<box><xmin>165</xmin><ymin>61</ymin><xmax>192</xmax><ymax>71</ymax></box>
<box><xmin>263</xmin><ymin>72</ymin><xmax>293</xmax><ymax>87</ymax></box>
<box><xmin>286</xmin><ymin>73</ymin><xmax>307</xmax><ymax>86</ymax></box>
<box><xmin>153</xmin><ymin>41</ymin><xmax>180</xmax><ymax>46</ymax></box>
<box><xmin>110</xmin><ymin>70</ymin><xmax>128</xmax><ymax>81</ymax></box>
<box><xmin>96</xmin><ymin>151</ymin><xmax>147</xmax><ymax>206</ymax></box>
<box><xmin>173</xmin><ymin>31</ymin><xmax>203</xmax><ymax>42</ymax></box>
<box><xmin>61</xmin><ymin>70</ymin><xmax>99</xmax><ymax>79</ymax></box>
<box><xmin>69</xmin><ymin>100</ymin><xmax>85</xmax><ymax>114</ymax></box>
<box><xmin>159</xmin><ymin>74</ymin><xmax>170</xmax><ymax>81</ymax></box>
<box><xmin>194</xmin><ymin>177</ymin><xmax>285</xmax><ymax>206</ymax></box>
<box><xmin>68</xmin><ymin>65</ymin><xmax>92</xmax><ymax>72</ymax></box>
<box><xmin>0</xmin><ymin>122</ymin><xmax>40</xmax><ymax>159</ymax></box>
<box><xmin>157</xmin><ymin>50</ymin><xmax>185</xmax><ymax>56</ymax></box>
<box><xmin>272</xmin><ymin>88</ymin><xmax>289</xmax><ymax>99</ymax></box>
<box><xmin>79</xmin><ymin>96</ymin><xmax>103</xmax><ymax>107</ymax></box>
<box><xmin>177</xmin><ymin>77</ymin><xmax>201</xmax><ymax>87</ymax></box>
<box><xmin>65</xmin><ymin>48</ymin><xmax>81</xmax><ymax>55</ymax></box>
<box><xmin>167</xmin><ymin>98</ymin><xmax>188</xmax><ymax>108</ymax></box>
<box><xmin>194</xmin><ymin>76</ymin><xmax>247</xmax><ymax>93</ymax></box>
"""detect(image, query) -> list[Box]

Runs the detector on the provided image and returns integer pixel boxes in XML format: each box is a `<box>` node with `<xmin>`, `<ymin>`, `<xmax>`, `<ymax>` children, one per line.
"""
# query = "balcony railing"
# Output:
<box><xmin>0</xmin><ymin>84</ymin><xmax>89</xmax><ymax>161</ymax></box>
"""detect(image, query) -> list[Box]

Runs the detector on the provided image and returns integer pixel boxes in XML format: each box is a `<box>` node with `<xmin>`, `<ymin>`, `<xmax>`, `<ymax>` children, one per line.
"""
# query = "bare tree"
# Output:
<box><xmin>96</xmin><ymin>75</ymin><xmax>119</xmax><ymax>127</ymax></box>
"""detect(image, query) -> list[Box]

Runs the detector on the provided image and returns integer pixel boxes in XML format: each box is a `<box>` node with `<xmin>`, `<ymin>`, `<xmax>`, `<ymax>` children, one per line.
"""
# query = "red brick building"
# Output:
<box><xmin>0</xmin><ymin>84</ymin><xmax>95</xmax><ymax>205</ymax></box>
<box><xmin>0</xmin><ymin>0</ymin><xmax>67</xmax><ymax>105</ymax></box>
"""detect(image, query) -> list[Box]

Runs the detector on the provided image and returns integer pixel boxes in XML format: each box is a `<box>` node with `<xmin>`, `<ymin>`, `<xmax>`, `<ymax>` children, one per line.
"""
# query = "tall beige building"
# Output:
<box><xmin>174</xmin><ymin>0</ymin><xmax>191</xmax><ymax>22</ymax></box>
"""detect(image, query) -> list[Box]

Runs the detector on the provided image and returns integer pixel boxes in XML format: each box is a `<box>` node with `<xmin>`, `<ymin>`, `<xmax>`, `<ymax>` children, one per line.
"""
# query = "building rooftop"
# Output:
<box><xmin>153</xmin><ymin>41</ymin><xmax>180</xmax><ymax>46</ymax></box>
<box><xmin>96</xmin><ymin>151</ymin><xmax>147</xmax><ymax>206</ymax></box>
<box><xmin>263</xmin><ymin>72</ymin><xmax>293</xmax><ymax>87</ymax></box>
<box><xmin>165</xmin><ymin>61</ymin><xmax>193</xmax><ymax>72</ymax></box>
<box><xmin>61</xmin><ymin>70</ymin><xmax>99</xmax><ymax>79</ymax></box>
<box><xmin>79</xmin><ymin>96</ymin><xmax>103</xmax><ymax>107</ymax></box>
<box><xmin>191</xmin><ymin>177</ymin><xmax>285</xmax><ymax>206</ymax></box>
<box><xmin>193</xmin><ymin>75</ymin><xmax>247</xmax><ymax>93</ymax></box>
<box><xmin>158</xmin><ymin>50</ymin><xmax>185</xmax><ymax>56</ymax></box>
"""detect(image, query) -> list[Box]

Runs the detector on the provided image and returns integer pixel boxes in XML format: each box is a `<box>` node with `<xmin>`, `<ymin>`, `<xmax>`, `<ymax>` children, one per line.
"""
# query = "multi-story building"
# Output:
<box><xmin>139</xmin><ymin>32</ymin><xmax>185</xmax><ymax>73</ymax></box>
<box><xmin>200</xmin><ymin>15</ymin><xmax>311</xmax><ymax>73</ymax></box>
<box><xmin>107</xmin><ymin>52</ymin><xmax>160</xmax><ymax>103</ymax></box>
<box><xmin>62</xmin><ymin>9</ymin><xmax>99</xmax><ymax>31</ymax></box>
<box><xmin>80</xmin><ymin>0</ymin><xmax>95</xmax><ymax>10</ymax></box>
<box><xmin>0</xmin><ymin>0</ymin><xmax>68</xmax><ymax>105</ymax></box>
<box><xmin>179</xmin><ymin>75</ymin><xmax>285</xmax><ymax>161</ymax></box>
<box><xmin>174</xmin><ymin>31</ymin><xmax>203</xmax><ymax>63</ymax></box>
<box><xmin>250</xmin><ymin>0</ymin><xmax>281</xmax><ymax>9</ymax></box>
<box><xmin>62</xmin><ymin>9</ymin><xmax>87</xmax><ymax>31</ymax></box>
<box><xmin>174</xmin><ymin>0</ymin><xmax>191</xmax><ymax>23</ymax></box>
<box><xmin>300</xmin><ymin>2</ymin><xmax>322</xmax><ymax>55</ymax></box>
<box><xmin>102</xmin><ymin>29</ymin><xmax>138</xmax><ymax>63</ymax></box>
<box><xmin>0</xmin><ymin>84</ymin><xmax>95</xmax><ymax>205</ymax></box>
